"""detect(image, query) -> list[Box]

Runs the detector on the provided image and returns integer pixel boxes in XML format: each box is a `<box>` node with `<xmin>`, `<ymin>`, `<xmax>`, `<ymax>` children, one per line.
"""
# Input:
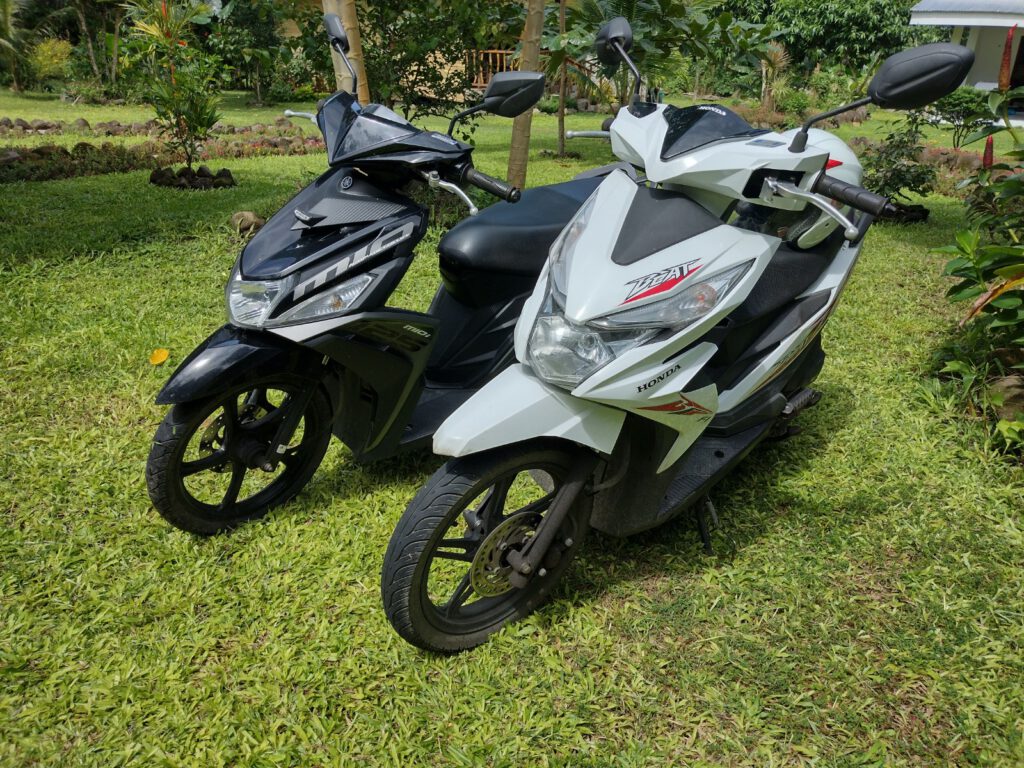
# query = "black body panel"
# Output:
<box><xmin>240</xmin><ymin>165</ymin><xmax>424</xmax><ymax>280</ymax></box>
<box><xmin>155</xmin><ymin>325</ymin><xmax>330</xmax><ymax>405</ymax></box>
<box><xmin>660</xmin><ymin>104</ymin><xmax>766</xmax><ymax>160</ymax></box>
<box><xmin>611</xmin><ymin>186</ymin><xmax>723</xmax><ymax>266</ymax></box>
<box><xmin>438</xmin><ymin>176</ymin><xmax>602</xmax><ymax>307</ymax></box>
<box><xmin>425</xmin><ymin>288</ymin><xmax>522</xmax><ymax>386</ymax></box>
<box><xmin>304</xmin><ymin>310</ymin><xmax>439</xmax><ymax>461</ymax></box>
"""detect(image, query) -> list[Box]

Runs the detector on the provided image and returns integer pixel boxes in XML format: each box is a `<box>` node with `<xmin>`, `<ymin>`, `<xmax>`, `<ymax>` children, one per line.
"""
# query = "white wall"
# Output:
<box><xmin>965</xmin><ymin>26</ymin><xmax>1021</xmax><ymax>90</ymax></box>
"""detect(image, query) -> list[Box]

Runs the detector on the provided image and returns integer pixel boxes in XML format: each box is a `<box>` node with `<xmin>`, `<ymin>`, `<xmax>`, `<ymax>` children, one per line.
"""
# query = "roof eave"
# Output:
<box><xmin>911</xmin><ymin>10</ymin><xmax>1024</xmax><ymax>24</ymax></box>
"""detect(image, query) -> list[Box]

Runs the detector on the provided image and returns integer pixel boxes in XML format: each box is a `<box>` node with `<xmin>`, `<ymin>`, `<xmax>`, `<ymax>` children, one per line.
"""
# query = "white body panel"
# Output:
<box><xmin>433</xmin><ymin>364</ymin><xmax>625</xmax><ymax>457</ymax></box>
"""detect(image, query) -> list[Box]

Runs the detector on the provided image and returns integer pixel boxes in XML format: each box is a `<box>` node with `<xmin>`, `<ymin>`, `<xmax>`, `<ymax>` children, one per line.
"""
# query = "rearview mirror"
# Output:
<box><xmin>869</xmin><ymin>43</ymin><xmax>975</xmax><ymax>110</ymax></box>
<box><xmin>595</xmin><ymin>17</ymin><xmax>633</xmax><ymax>66</ymax></box>
<box><xmin>481</xmin><ymin>71</ymin><xmax>546</xmax><ymax>118</ymax></box>
<box><xmin>323</xmin><ymin>13</ymin><xmax>349</xmax><ymax>54</ymax></box>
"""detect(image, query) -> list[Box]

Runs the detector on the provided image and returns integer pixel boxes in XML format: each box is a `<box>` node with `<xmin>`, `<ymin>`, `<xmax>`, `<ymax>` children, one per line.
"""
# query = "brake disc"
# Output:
<box><xmin>468</xmin><ymin>510</ymin><xmax>542</xmax><ymax>597</ymax></box>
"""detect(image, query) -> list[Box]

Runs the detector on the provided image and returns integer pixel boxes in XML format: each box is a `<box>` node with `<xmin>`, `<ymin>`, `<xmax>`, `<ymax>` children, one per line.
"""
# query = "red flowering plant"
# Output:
<box><xmin>127</xmin><ymin>0</ymin><xmax>222</xmax><ymax>171</ymax></box>
<box><xmin>936</xmin><ymin>24</ymin><xmax>1024</xmax><ymax>451</ymax></box>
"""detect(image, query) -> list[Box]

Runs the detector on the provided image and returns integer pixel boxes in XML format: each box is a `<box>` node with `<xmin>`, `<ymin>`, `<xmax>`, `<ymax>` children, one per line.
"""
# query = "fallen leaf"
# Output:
<box><xmin>149</xmin><ymin>348</ymin><xmax>170</xmax><ymax>365</ymax></box>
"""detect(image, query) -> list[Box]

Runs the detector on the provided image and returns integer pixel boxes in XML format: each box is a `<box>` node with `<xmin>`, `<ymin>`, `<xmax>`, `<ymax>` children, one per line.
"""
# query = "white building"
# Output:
<box><xmin>910</xmin><ymin>0</ymin><xmax>1024</xmax><ymax>91</ymax></box>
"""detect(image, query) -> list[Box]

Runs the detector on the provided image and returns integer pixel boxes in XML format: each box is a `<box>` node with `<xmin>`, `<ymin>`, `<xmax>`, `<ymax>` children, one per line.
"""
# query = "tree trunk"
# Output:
<box><xmin>321</xmin><ymin>0</ymin><xmax>370</xmax><ymax>104</ymax></box>
<box><xmin>556</xmin><ymin>0</ymin><xmax>566</xmax><ymax>157</ymax></box>
<box><xmin>507</xmin><ymin>0</ymin><xmax>545</xmax><ymax>189</ymax></box>
<box><xmin>74</xmin><ymin>4</ymin><xmax>102</xmax><ymax>81</ymax></box>
<box><xmin>110</xmin><ymin>12</ymin><xmax>122</xmax><ymax>84</ymax></box>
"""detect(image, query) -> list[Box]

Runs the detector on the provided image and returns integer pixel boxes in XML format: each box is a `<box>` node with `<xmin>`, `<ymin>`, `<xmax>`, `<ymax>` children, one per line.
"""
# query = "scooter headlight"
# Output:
<box><xmin>591</xmin><ymin>261</ymin><xmax>752</xmax><ymax>330</ymax></box>
<box><xmin>226</xmin><ymin>269</ymin><xmax>294</xmax><ymax>329</ymax></box>
<box><xmin>527</xmin><ymin>293</ymin><xmax>656</xmax><ymax>390</ymax></box>
<box><xmin>273</xmin><ymin>273</ymin><xmax>373</xmax><ymax>324</ymax></box>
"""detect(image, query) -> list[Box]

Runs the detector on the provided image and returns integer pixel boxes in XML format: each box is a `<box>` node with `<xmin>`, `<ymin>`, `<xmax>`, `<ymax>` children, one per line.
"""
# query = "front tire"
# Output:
<box><xmin>146</xmin><ymin>378</ymin><xmax>333</xmax><ymax>535</ymax></box>
<box><xmin>382</xmin><ymin>442</ymin><xmax>591</xmax><ymax>653</ymax></box>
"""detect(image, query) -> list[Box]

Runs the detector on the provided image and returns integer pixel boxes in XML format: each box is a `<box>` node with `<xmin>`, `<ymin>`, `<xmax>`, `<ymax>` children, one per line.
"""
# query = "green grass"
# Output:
<box><xmin>1</xmin><ymin>92</ymin><xmax>1023</xmax><ymax>766</ymax></box>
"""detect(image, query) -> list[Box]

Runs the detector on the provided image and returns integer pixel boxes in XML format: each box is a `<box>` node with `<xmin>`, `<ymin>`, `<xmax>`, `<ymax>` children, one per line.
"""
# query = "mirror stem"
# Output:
<box><xmin>447</xmin><ymin>103</ymin><xmax>486</xmax><ymax>137</ymax></box>
<box><xmin>612</xmin><ymin>40</ymin><xmax>642</xmax><ymax>102</ymax></box>
<box><xmin>789</xmin><ymin>96</ymin><xmax>872</xmax><ymax>152</ymax></box>
<box><xmin>332</xmin><ymin>41</ymin><xmax>359</xmax><ymax>100</ymax></box>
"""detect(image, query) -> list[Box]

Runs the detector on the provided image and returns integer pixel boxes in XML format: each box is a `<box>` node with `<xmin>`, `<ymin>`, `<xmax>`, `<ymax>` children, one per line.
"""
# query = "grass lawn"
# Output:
<box><xmin>1</xmin><ymin>92</ymin><xmax>1023</xmax><ymax>766</ymax></box>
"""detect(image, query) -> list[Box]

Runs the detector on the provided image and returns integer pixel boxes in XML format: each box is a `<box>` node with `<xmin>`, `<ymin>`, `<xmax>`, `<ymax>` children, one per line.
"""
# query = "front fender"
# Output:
<box><xmin>433</xmin><ymin>364</ymin><xmax>625</xmax><ymax>457</ymax></box>
<box><xmin>155</xmin><ymin>325</ymin><xmax>327</xmax><ymax>405</ymax></box>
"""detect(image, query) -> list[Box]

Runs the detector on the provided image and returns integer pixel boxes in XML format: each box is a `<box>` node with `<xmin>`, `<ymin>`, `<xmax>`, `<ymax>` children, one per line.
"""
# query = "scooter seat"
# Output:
<box><xmin>438</xmin><ymin>176</ymin><xmax>602</xmax><ymax>306</ymax></box>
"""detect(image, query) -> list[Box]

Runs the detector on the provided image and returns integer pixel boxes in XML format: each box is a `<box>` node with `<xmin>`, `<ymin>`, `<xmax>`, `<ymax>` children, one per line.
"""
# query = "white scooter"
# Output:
<box><xmin>381</xmin><ymin>18</ymin><xmax>975</xmax><ymax>652</ymax></box>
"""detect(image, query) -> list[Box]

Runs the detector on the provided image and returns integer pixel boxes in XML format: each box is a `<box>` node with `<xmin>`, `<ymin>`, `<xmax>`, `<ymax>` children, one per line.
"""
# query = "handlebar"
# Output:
<box><xmin>813</xmin><ymin>174</ymin><xmax>898</xmax><ymax>218</ymax></box>
<box><xmin>284</xmin><ymin>109</ymin><xmax>318</xmax><ymax>126</ymax></box>
<box><xmin>461</xmin><ymin>167</ymin><xmax>521</xmax><ymax>203</ymax></box>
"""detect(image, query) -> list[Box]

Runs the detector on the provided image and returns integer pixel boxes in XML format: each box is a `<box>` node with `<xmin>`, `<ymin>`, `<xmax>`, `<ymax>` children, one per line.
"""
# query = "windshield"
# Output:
<box><xmin>660</xmin><ymin>104</ymin><xmax>766</xmax><ymax>160</ymax></box>
<box><xmin>318</xmin><ymin>94</ymin><xmax>418</xmax><ymax>165</ymax></box>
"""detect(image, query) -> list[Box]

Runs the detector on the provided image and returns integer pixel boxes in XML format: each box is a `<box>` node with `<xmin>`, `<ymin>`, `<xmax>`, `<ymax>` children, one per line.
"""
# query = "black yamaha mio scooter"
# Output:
<box><xmin>147</xmin><ymin>14</ymin><xmax>604</xmax><ymax>534</ymax></box>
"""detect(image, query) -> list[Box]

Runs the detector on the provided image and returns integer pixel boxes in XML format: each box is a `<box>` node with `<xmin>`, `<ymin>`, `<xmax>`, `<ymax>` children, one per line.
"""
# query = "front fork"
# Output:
<box><xmin>257</xmin><ymin>384</ymin><xmax>319</xmax><ymax>471</ymax></box>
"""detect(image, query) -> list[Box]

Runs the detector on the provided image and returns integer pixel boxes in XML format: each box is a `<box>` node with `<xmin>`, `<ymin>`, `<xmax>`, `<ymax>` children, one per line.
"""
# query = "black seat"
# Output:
<box><xmin>438</xmin><ymin>176</ymin><xmax>602</xmax><ymax>306</ymax></box>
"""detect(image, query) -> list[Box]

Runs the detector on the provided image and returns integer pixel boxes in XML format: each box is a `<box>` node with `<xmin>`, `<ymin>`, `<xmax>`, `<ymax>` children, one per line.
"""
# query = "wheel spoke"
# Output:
<box><xmin>222</xmin><ymin>397</ymin><xmax>240</xmax><ymax>440</ymax></box>
<box><xmin>220</xmin><ymin>461</ymin><xmax>246</xmax><ymax>510</ymax></box>
<box><xmin>435</xmin><ymin>538</ymin><xmax>476</xmax><ymax>563</ymax></box>
<box><xmin>517</xmin><ymin>491</ymin><xmax>556</xmax><ymax>515</ymax></box>
<box><xmin>181</xmin><ymin>450</ymin><xmax>228</xmax><ymax>476</ymax></box>
<box><xmin>477</xmin><ymin>475</ymin><xmax>514</xmax><ymax>525</ymax></box>
<box><xmin>444</xmin><ymin>572</ymin><xmax>475</xmax><ymax>617</ymax></box>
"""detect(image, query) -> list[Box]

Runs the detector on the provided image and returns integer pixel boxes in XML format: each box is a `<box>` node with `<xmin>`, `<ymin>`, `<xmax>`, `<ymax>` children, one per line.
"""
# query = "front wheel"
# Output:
<box><xmin>146</xmin><ymin>378</ymin><xmax>333</xmax><ymax>535</ymax></box>
<box><xmin>381</xmin><ymin>442</ymin><xmax>591</xmax><ymax>653</ymax></box>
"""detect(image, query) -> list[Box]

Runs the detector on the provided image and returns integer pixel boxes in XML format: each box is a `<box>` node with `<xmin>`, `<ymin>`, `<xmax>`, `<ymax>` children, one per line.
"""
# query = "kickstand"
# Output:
<box><xmin>696</xmin><ymin>496</ymin><xmax>738</xmax><ymax>557</ymax></box>
<box><xmin>696</xmin><ymin>496</ymin><xmax>719</xmax><ymax>555</ymax></box>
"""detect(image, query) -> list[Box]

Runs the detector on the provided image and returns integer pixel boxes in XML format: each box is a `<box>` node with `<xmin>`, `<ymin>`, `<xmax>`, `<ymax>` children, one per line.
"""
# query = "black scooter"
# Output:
<box><xmin>147</xmin><ymin>15</ymin><xmax>604</xmax><ymax>534</ymax></box>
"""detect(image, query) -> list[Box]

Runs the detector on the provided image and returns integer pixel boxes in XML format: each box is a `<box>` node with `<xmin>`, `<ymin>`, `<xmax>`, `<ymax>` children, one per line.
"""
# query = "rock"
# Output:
<box><xmin>30</xmin><ymin>119</ymin><xmax>57</xmax><ymax>131</ymax></box>
<box><xmin>130</xmin><ymin>122</ymin><xmax>147</xmax><ymax>134</ymax></box>
<box><xmin>14</xmin><ymin>118</ymin><xmax>30</xmax><ymax>129</ymax></box>
<box><xmin>275</xmin><ymin>116</ymin><xmax>292</xmax><ymax>127</ymax></box>
<box><xmin>996</xmin><ymin>348</ymin><xmax>1024</xmax><ymax>368</ymax></box>
<box><xmin>33</xmin><ymin>144</ymin><xmax>69</xmax><ymax>158</ymax></box>
<box><xmin>0</xmin><ymin>149</ymin><xmax>21</xmax><ymax>166</ymax></box>
<box><xmin>149</xmin><ymin>167</ymin><xmax>176</xmax><ymax>186</ymax></box>
<box><xmin>989</xmin><ymin>375</ymin><xmax>1024</xmax><ymax>420</ymax></box>
<box><xmin>577</xmin><ymin>98</ymin><xmax>590</xmax><ymax>112</ymax></box>
<box><xmin>215</xmin><ymin>168</ymin><xmax>237</xmax><ymax>187</ymax></box>
<box><xmin>72</xmin><ymin>117</ymin><xmax>90</xmax><ymax>131</ymax></box>
<box><xmin>250</xmin><ymin>123</ymin><xmax>266</xmax><ymax>134</ymax></box>
<box><xmin>72</xmin><ymin>142</ymin><xmax>96</xmax><ymax>155</ymax></box>
<box><xmin>231</xmin><ymin>211</ymin><xmax>264</xmax><ymax>235</ymax></box>
<box><xmin>176</xmin><ymin>166</ymin><xmax>196</xmax><ymax>180</ymax></box>
<box><xmin>196</xmin><ymin>165</ymin><xmax>214</xmax><ymax>179</ymax></box>
<box><xmin>0</xmin><ymin>117</ymin><xmax>12</xmax><ymax>128</ymax></box>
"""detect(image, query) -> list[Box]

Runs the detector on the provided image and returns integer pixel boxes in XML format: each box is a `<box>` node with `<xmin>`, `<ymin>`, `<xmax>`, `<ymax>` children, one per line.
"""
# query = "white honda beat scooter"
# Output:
<box><xmin>381</xmin><ymin>18</ymin><xmax>975</xmax><ymax>652</ymax></box>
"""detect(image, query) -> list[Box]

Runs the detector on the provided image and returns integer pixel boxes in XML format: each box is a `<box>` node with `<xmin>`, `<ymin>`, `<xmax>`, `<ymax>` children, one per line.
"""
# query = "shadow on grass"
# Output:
<box><xmin>0</xmin><ymin>160</ymin><xmax>320</xmax><ymax>267</ymax></box>
<box><xmin>556</xmin><ymin>382</ymin><xmax>859</xmax><ymax>608</ymax></box>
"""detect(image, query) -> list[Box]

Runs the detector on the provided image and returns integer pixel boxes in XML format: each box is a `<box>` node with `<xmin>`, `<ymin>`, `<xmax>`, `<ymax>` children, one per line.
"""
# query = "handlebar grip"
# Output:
<box><xmin>813</xmin><ymin>174</ymin><xmax>895</xmax><ymax>218</ymax></box>
<box><xmin>463</xmin><ymin>167</ymin><xmax>521</xmax><ymax>203</ymax></box>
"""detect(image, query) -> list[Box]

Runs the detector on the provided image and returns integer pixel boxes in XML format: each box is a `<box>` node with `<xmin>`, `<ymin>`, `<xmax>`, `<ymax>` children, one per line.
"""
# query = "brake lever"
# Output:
<box><xmin>423</xmin><ymin>170</ymin><xmax>478</xmax><ymax>216</ymax></box>
<box><xmin>284</xmin><ymin>109</ymin><xmax>318</xmax><ymax>126</ymax></box>
<box><xmin>566</xmin><ymin>130</ymin><xmax>611</xmax><ymax>140</ymax></box>
<box><xmin>762</xmin><ymin>178</ymin><xmax>860</xmax><ymax>241</ymax></box>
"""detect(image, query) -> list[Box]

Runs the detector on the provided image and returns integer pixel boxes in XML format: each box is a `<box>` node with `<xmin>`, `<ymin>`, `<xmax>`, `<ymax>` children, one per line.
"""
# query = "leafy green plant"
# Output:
<box><xmin>862</xmin><ymin>110</ymin><xmax>936</xmax><ymax>202</ymax></box>
<box><xmin>26</xmin><ymin>37</ymin><xmax>71</xmax><ymax>88</ymax></box>
<box><xmin>127</xmin><ymin>0</ymin><xmax>220</xmax><ymax>171</ymax></box>
<box><xmin>928</xmin><ymin>87</ymin><xmax>988</xmax><ymax>149</ymax></box>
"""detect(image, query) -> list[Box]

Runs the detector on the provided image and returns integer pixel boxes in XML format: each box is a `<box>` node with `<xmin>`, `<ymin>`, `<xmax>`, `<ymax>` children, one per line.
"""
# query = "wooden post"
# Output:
<box><xmin>321</xmin><ymin>0</ymin><xmax>370</xmax><ymax>104</ymax></box>
<box><xmin>506</xmin><ymin>0</ymin><xmax>545</xmax><ymax>189</ymax></box>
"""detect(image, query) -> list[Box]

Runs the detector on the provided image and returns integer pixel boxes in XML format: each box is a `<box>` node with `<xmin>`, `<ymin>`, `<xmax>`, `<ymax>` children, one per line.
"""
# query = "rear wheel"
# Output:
<box><xmin>381</xmin><ymin>443</ymin><xmax>590</xmax><ymax>652</ymax></box>
<box><xmin>146</xmin><ymin>378</ymin><xmax>333</xmax><ymax>535</ymax></box>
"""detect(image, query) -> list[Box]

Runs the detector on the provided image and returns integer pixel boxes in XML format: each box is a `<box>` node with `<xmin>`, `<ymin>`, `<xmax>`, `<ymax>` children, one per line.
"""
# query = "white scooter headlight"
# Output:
<box><xmin>591</xmin><ymin>261</ymin><xmax>752</xmax><ymax>330</ymax></box>
<box><xmin>527</xmin><ymin>292</ymin><xmax>657</xmax><ymax>389</ymax></box>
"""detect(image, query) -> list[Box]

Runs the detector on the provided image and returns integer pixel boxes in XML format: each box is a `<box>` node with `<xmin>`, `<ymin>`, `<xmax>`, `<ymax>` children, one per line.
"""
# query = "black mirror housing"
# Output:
<box><xmin>595</xmin><ymin>17</ymin><xmax>633</xmax><ymax>66</ymax></box>
<box><xmin>869</xmin><ymin>43</ymin><xmax>975</xmax><ymax>110</ymax></box>
<box><xmin>323</xmin><ymin>13</ymin><xmax>350</xmax><ymax>54</ymax></box>
<box><xmin>481</xmin><ymin>71</ymin><xmax>546</xmax><ymax>117</ymax></box>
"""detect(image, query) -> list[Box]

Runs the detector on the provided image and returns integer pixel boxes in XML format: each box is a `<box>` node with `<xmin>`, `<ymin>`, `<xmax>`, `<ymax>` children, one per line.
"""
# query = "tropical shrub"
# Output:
<box><xmin>929</xmin><ymin>87</ymin><xmax>989</xmax><ymax>149</ymax></box>
<box><xmin>26</xmin><ymin>37</ymin><xmax>71</xmax><ymax>88</ymax></box>
<box><xmin>934</xmin><ymin>27</ymin><xmax>1024</xmax><ymax>454</ymax></box>
<box><xmin>861</xmin><ymin>110</ymin><xmax>936</xmax><ymax>202</ymax></box>
<box><xmin>127</xmin><ymin>0</ymin><xmax>221</xmax><ymax>171</ymax></box>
